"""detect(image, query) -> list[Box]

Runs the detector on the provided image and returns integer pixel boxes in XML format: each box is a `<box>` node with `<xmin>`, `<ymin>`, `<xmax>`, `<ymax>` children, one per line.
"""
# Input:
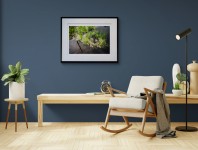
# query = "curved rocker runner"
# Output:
<box><xmin>101</xmin><ymin>115</ymin><xmax>132</xmax><ymax>133</ymax></box>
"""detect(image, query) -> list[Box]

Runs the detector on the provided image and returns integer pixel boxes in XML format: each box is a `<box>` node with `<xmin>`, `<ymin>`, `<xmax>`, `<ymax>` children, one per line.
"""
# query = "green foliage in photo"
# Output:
<box><xmin>69</xmin><ymin>26</ymin><xmax>108</xmax><ymax>49</ymax></box>
<box><xmin>69</xmin><ymin>26</ymin><xmax>75</xmax><ymax>40</ymax></box>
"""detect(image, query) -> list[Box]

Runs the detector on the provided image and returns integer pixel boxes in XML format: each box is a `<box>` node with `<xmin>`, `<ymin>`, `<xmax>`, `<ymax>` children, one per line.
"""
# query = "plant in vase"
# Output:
<box><xmin>1</xmin><ymin>61</ymin><xmax>29</xmax><ymax>99</ymax></box>
<box><xmin>176</xmin><ymin>73</ymin><xmax>189</xmax><ymax>94</ymax></box>
<box><xmin>172</xmin><ymin>82</ymin><xmax>183</xmax><ymax>96</ymax></box>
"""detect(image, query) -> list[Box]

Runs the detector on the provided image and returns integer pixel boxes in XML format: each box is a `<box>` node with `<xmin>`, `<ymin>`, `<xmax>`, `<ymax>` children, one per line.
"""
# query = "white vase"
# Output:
<box><xmin>9</xmin><ymin>82</ymin><xmax>25</xmax><ymax>99</ymax></box>
<box><xmin>172</xmin><ymin>64</ymin><xmax>181</xmax><ymax>88</ymax></box>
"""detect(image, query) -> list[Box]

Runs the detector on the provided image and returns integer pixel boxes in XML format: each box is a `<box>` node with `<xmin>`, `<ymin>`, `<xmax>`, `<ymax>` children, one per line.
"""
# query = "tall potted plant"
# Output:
<box><xmin>1</xmin><ymin>61</ymin><xmax>29</xmax><ymax>99</ymax></box>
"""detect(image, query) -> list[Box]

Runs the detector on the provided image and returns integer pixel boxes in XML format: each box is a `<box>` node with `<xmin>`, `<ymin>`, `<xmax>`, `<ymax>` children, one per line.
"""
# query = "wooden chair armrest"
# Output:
<box><xmin>144</xmin><ymin>88</ymin><xmax>156</xmax><ymax>94</ymax></box>
<box><xmin>107</xmin><ymin>87</ymin><xmax>126</xmax><ymax>97</ymax></box>
<box><xmin>111</xmin><ymin>88</ymin><xmax>126</xmax><ymax>94</ymax></box>
<box><xmin>107</xmin><ymin>87</ymin><xmax>115</xmax><ymax>97</ymax></box>
<box><xmin>145</xmin><ymin>82</ymin><xmax>167</xmax><ymax>95</ymax></box>
<box><xmin>144</xmin><ymin>88</ymin><xmax>165</xmax><ymax>98</ymax></box>
<box><xmin>144</xmin><ymin>88</ymin><xmax>158</xmax><ymax>100</ymax></box>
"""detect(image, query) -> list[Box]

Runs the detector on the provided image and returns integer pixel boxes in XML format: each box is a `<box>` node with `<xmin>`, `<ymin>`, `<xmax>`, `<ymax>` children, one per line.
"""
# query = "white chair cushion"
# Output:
<box><xmin>109</xmin><ymin>97</ymin><xmax>146</xmax><ymax>110</ymax></box>
<box><xmin>127</xmin><ymin>76</ymin><xmax>164</xmax><ymax>97</ymax></box>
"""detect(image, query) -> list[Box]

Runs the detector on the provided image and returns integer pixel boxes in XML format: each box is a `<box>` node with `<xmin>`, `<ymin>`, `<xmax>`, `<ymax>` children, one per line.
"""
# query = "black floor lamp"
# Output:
<box><xmin>175</xmin><ymin>28</ymin><xmax>197</xmax><ymax>132</ymax></box>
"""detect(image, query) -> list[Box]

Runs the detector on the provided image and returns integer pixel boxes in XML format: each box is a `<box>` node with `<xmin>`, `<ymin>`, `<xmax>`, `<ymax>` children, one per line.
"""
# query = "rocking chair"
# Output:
<box><xmin>101</xmin><ymin>76</ymin><xmax>166</xmax><ymax>137</ymax></box>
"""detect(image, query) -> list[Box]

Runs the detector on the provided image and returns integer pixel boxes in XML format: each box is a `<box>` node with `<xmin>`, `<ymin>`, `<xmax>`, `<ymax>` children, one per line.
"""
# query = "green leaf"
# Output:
<box><xmin>15</xmin><ymin>75</ymin><xmax>25</xmax><ymax>83</ymax></box>
<box><xmin>21</xmin><ymin>69</ymin><xmax>29</xmax><ymax>75</ymax></box>
<box><xmin>4</xmin><ymin>81</ymin><xmax>12</xmax><ymax>86</ymax></box>
<box><xmin>16</xmin><ymin>61</ymin><xmax>22</xmax><ymax>72</ymax></box>
<box><xmin>8</xmin><ymin>65</ymin><xmax>16</xmax><ymax>73</ymax></box>
<box><xmin>176</xmin><ymin>73</ymin><xmax>186</xmax><ymax>83</ymax></box>
<box><xmin>1</xmin><ymin>73</ymin><xmax>15</xmax><ymax>81</ymax></box>
<box><xmin>174</xmin><ymin>82</ymin><xmax>180</xmax><ymax>89</ymax></box>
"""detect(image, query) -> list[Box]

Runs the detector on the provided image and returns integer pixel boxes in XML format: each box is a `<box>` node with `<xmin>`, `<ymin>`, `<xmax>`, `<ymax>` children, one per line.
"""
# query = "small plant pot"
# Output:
<box><xmin>9</xmin><ymin>82</ymin><xmax>25</xmax><ymax>99</ymax></box>
<box><xmin>172</xmin><ymin>89</ymin><xmax>183</xmax><ymax>96</ymax></box>
<box><xmin>179</xmin><ymin>81</ymin><xmax>189</xmax><ymax>94</ymax></box>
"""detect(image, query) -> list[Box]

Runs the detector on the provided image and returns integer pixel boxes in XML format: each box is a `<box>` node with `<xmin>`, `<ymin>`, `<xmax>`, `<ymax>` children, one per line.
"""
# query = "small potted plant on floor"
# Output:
<box><xmin>172</xmin><ymin>82</ymin><xmax>183</xmax><ymax>96</ymax></box>
<box><xmin>1</xmin><ymin>61</ymin><xmax>29</xmax><ymax>99</ymax></box>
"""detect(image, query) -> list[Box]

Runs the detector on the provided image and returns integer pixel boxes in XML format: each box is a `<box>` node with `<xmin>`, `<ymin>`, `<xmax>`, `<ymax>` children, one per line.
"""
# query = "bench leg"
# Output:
<box><xmin>38</xmin><ymin>101</ymin><xmax>43</xmax><ymax>127</ymax></box>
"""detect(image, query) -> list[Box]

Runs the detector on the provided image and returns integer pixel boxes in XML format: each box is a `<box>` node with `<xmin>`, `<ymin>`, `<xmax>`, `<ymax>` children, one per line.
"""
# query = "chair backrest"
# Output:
<box><xmin>127</xmin><ymin>76</ymin><xmax>164</xmax><ymax>97</ymax></box>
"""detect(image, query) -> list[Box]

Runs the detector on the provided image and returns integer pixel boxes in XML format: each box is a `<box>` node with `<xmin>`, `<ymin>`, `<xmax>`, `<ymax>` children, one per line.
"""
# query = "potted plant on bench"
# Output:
<box><xmin>1</xmin><ymin>61</ymin><xmax>29</xmax><ymax>99</ymax></box>
<box><xmin>172</xmin><ymin>82</ymin><xmax>183</xmax><ymax>96</ymax></box>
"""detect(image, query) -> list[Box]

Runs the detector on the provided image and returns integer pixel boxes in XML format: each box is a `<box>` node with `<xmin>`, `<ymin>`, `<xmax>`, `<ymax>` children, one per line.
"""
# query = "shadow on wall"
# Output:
<box><xmin>0</xmin><ymin>0</ymin><xmax>3</xmax><ymax>120</ymax></box>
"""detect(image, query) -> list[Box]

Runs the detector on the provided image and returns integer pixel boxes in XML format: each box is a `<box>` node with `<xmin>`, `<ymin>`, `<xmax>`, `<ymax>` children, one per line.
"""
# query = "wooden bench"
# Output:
<box><xmin>37</xmin><ymin>93</ymin><xmax>198</xmax><ymax>127</ymax></box>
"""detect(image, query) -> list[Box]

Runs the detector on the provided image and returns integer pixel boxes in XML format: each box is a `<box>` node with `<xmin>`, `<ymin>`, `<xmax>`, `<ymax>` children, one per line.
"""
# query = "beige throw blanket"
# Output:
<box><xmin>154</xmin><ymin>89</ymin><xmax>176</xmax><ymax>138</ymax></box>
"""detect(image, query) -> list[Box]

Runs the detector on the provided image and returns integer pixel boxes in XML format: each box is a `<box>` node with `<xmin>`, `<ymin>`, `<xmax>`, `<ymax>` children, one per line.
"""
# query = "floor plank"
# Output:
<box><xmin>0</xmin><ymin>122</ymin><xmax>198</xmax><ymax>150</ymax></box>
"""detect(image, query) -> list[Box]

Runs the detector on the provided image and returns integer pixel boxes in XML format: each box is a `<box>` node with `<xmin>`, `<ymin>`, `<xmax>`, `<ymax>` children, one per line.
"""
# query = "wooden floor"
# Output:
<box><xmin>1</xmin><ymin>122</ymin><xmax>198</xmax><ymax>150</ymax></box>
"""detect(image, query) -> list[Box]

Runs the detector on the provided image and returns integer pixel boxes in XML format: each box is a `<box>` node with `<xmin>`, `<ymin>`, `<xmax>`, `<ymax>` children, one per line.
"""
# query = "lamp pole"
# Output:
<box><xmin>175</xmin><ymin>28</ymin><xmax>197</xmax><ymax>132</ymax></box>
<box><xmin>185</xmin><ymin>35</ymin><xmax>188</xmax><ymax>130</ymax></box>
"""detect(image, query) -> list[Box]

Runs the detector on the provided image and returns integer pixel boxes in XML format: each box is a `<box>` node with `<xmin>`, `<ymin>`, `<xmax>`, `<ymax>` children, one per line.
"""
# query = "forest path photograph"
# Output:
<box><xmin>69</xmin><ymin>26</ymin><xmax>110</xmax><ymax>54</ymax></box>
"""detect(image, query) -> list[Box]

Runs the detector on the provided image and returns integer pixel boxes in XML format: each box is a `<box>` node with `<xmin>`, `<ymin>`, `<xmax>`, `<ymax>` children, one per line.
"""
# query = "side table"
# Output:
<box><xmin>4</xmin><ymin>98</ymin><xmax>28</xmax><ymax>132</ymax></box>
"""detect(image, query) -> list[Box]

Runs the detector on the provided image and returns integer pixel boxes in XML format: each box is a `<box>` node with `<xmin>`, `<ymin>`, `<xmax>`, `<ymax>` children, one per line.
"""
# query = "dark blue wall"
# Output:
<box><xmin>1</xmin><ymin>0</ymin><xmax>198</xmax><ymax>122</ymax></box>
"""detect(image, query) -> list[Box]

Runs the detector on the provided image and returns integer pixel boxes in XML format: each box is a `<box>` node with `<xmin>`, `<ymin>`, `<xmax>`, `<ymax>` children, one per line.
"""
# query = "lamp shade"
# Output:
<box><xmin>176</xmin><ymin>28</ymin><xmax>192</xmax><ymax>40</ymax></box>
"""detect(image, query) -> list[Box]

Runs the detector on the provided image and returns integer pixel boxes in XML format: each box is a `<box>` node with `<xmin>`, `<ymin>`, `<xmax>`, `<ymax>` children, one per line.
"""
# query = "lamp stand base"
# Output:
<box><xmin>175</xmin><ymin>126</ymin><xmax>197</xmax><ymax>132</ymax></box>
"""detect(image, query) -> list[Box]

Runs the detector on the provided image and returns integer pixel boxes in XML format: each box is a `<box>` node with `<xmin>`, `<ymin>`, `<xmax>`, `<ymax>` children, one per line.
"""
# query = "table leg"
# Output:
<box><xmin>38</xmin><ymin>100</ymin><xmax>43</xmax><ymax>127</ymax></box>
<box><xmin>22</xmin><ymin>102</ymin><xmax>28</xmax><ymax>129</ymax></box>
<box><xmin>15</xmin><ymin>103</ymin><xmax>18</xmax><ymax>132</ymax></box>
<box><xmin>5</xmin><ymin>102</ymin><xmax>11</xmax><ymax>129</ymax></box>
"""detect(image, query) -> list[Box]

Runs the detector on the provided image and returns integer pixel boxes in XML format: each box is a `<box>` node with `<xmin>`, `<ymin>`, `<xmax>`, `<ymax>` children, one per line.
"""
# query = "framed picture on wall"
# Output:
<box><xmin>61</xmin><ymin>17</ymin><xmax>118</xmax><ymax>62</ymax></box>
